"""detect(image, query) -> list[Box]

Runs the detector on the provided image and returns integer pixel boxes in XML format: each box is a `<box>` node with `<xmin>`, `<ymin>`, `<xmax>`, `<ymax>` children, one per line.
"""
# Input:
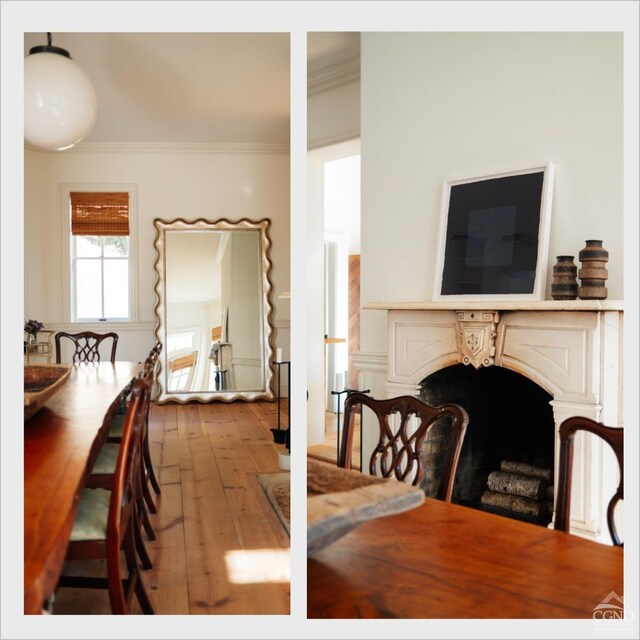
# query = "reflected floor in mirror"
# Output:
<box><xmin>52</xmin><ymin>400</ymin><xmax>290</xmax><ymax>615</ymax></box>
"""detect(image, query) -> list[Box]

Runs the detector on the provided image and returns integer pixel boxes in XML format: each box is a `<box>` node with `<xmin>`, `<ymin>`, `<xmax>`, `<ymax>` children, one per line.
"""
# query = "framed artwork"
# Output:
<box><xmin>433</xmin><ymin>163</ymin><xmax>554</xmax><ymax>301</ymax></box>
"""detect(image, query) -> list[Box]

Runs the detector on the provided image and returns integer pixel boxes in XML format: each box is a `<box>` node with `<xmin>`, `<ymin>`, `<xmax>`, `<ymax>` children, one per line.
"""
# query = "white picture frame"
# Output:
<box><xmin>433</xmin><ymin>163</ymin><xmax>555</xmax><ymax>301</ymax></box>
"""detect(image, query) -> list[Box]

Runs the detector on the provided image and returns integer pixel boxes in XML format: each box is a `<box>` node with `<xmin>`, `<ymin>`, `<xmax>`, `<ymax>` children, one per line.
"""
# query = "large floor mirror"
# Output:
<box><xmin>153</xmin><ymin>217</ymin><xmax>275</xmax><ymax>402</ymax></box>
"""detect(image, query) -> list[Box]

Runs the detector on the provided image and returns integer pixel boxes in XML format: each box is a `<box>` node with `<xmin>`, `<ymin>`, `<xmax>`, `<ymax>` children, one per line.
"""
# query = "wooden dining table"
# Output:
<box><xmin>24</xmin><ymin>361</ymin><xmax>142</xmax><ymax>614</ymax></box>
<box><xmin>308</xmin><ymin>495</ymin><xmax>624</xmax><ymax>618</ymax></box>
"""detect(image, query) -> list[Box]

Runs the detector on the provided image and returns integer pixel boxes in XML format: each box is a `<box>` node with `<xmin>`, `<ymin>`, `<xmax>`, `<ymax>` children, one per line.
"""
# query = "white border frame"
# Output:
<box><xmin>433</xmin><ymin>163</ymin><xmax>555</xmax><ymax>302</ymax></box>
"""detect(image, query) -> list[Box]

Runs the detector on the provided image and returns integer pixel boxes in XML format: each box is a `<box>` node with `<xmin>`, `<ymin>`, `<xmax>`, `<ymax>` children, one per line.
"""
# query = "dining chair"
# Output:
<box><xmin>55</xmin><ymin>369</ymin><xmax>155</xmax><ymax>614</ymax></box>
<box><xmin>108</xmin><ymin>342</ymin><xmax>163</xmax><ymax>504</ymax></box>
<box><xmin>340</xmin><ymin>393</ymin><xmax>469</xmax><ymax>501</ymax></box>
<box><xmin>55</xmin><ymin>330</ymin><xmax>119</xmax><ymax>364</ymax></box>
<box><xmin>555</xmin><ymin>416</ymin><xmax>623</xmax><ymax>546</ymax></box>
<box><xmin>88</xmin><ymin>342</ymin><xmax>163</xmax><ymax>558</ymax></box>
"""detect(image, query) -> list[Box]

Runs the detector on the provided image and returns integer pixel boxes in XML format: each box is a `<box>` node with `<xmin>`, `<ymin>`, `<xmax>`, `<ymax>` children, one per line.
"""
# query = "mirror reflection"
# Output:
<box><xmin>154</xmin><ymin>218</ymin><xmax>274</xmax><ymax>403</ymax></box>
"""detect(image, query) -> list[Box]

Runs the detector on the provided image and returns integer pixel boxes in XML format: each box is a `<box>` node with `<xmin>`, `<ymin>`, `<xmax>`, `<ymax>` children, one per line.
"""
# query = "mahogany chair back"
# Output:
<box><xmin>555</xmin><ymin>416</ymin><xmax>623</xmax><ymax>546</ymax></box>
<box><xmin>141</xmin><ymin>341</ymin><xmax>163</xmax><ymax>498</ymax></box>
<box><xmin>58</xmin><ymin>367</ymin><xmax>155</xmax><ymax>613</ymax></box>
<box><xmin>88</xmin><ymin>342</ymin><xmax>164</xmax><ymax>567</ymax></box>
<box><xmin>55</xmin><ymin>331</ymin><xmax>119</xmax><ymax>364</ymax></box>
<box><xmin>340</xmin><ymin>393</ymin><xmax>469</xmax><ymax>501</ymax></box>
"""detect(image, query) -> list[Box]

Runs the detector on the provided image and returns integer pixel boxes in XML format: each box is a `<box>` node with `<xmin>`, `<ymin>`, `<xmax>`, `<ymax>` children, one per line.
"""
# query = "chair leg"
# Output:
<box><xmin>122</xmin><ymin>522</ymin><xmax>155</xmax><ymax>615</ymax></box>
<box><xmin>135</xmin><ymin>467</ymin><xmax>157</xmax><ymax>541</ymax></box>
<box><xmin>134</xmin><ymin>573</ymin><xmax>155</xmax><ymax>614</ymax></box>
<box><xmin>133</xmin><ymin>510</ymin><xmax>154</xmax><ymax>569</ymax></box>
<box><xmin>139</xmin><ymin>500</ymin><xmax>157</xmax><ymax>541</ymax></box>
<box><xmin>106</xmin><ymin>536</ymin><xmax>127</xmax><ymax>614</ymax></box>
<box><xmin>143</xmin><ymin>432</ymin><xmax>162</xmax><ymax>495</ymax></box>
<box><xmin>142</xmin><ymin>471</ymin><xmax>158</xmax><ymax>514</ymax></box>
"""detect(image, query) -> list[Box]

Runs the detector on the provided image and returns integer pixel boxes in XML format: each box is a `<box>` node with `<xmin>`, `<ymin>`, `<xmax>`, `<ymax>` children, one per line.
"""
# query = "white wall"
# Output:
<box><xmin>360</xmin><ymin>32</ymin><xmax>623</xmax><ymax>387</ymax></box>
<box><xmin>228</xmin><ymin>231</ymin><xmax>262</xmax><ymax>390</ymax></box>
<box><xmin>24</xmin><ymin>146</ymin><xmax>290</xmax><ymax>364</ymax></box>
<box><xmin>308</xmin><ymin>76</ymin><xmax>360</xmax><ymax>150</ymax></box>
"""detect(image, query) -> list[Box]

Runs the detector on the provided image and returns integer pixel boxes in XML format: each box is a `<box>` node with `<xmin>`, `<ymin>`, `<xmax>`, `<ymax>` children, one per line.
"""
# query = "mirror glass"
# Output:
<box><xmin>153</xmin><ymin>218</ymin><xmax>275</xmax><ymax>402</ymax></box>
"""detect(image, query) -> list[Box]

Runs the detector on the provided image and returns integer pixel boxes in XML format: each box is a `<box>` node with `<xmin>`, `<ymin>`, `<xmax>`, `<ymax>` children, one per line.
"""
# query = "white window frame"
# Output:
<box><xmin>168</xmin><ymin>350</ymin><xmax>198</xmax><ymax>392</ymax></box>
<box><xmin>61</xmin><ymin>184</ymin><xmax>138</xmax><ymax>323</ymax></box>
<box><xmin>167</xmin><ymin>330</ymin><xmax>197</xmax><ymax>354</ymax></box>
<box><xmin>166</xmin><ymin>326</ymin><xmax>204</xmax><ymax>389</ymax></box>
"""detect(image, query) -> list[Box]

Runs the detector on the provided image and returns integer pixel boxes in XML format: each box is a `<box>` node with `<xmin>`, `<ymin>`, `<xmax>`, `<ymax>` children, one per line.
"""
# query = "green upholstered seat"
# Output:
<box><xmin>57</xmin><ymin>369</ymin><xmax>156</xmax><ymax>614</ymax></box>
<box><xmin>92</xmin><ymin>443</ymin><xmax>120</xmax><ymax>475</ymax></box>
<box><xmin>108</xmin><ymin>414</ymin><xmax>125</xmax><ymax>438</ymax></box>
<box><xmin>70</xmin><ymin>488</ymin><xmax>110</xmax><ymax>541</ymax></box>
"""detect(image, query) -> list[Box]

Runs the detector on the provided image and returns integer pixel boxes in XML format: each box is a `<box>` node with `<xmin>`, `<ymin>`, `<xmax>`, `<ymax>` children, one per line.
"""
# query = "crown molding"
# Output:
<box><xmin>26</xmin><ymin>142</ymin><xmax>290</xmax><ymax>155</ymax></box>
<box><xmin>308</xmin><ymin>55</ymin><xmax>360</xmax><ymax>98</ymax></box>
<box><xmin>308</xmin><ymin>129</ymin><xmax>360</xmax><ymax>151</ymax></box>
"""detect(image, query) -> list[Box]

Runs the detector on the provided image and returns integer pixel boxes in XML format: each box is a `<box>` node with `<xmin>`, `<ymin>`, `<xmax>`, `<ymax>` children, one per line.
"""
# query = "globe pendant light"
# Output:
<box><xmin>24</xmin><ymin>33</ymin><xmax>97</xmax><ymax>151</ymax></box>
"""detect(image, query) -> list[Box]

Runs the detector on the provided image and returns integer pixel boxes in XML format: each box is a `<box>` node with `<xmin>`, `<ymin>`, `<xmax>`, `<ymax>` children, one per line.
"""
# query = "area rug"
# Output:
<box><xmin>257</xmin><ymin>472</ymin><xmax>290</xmax><ymax>536</ymax></box>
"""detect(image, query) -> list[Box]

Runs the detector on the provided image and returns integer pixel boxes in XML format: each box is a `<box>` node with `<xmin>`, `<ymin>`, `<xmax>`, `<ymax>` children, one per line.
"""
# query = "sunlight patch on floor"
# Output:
<box><xmin>224</xmin><ymin>548</ymin><xmax>290</xmax><ymax>584</ymax></box>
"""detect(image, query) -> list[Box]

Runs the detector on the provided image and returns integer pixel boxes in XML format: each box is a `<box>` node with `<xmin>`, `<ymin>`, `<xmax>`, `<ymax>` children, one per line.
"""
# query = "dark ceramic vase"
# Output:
<box><xmin>551</xmin><ymin>256</ymin><xmax>578</xmax><ymax>300</ymax></box>
<box><xmin>578</xmin><ymin>240</ymin><xmax>608</xmax><ymax>300</ymax></box>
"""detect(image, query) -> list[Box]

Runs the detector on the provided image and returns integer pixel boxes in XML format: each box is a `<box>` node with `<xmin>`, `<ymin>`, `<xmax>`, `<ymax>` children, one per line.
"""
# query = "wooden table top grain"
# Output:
<box><xmin>307</xmin><ymin>497</ymin><xmax>623</xmax><ymax>618</ymax></box>
<box><xmin>24</xmin><ymin>361</ymin><xmax>142</xmax><ymax>614</ymax></box>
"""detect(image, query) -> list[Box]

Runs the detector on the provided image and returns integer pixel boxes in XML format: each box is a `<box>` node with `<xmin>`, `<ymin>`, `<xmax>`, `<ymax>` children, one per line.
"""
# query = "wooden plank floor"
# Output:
<box><xmin>52</xmin><ymin>401</ymin><xmax>290</xmax><ymax>615</ymax></box>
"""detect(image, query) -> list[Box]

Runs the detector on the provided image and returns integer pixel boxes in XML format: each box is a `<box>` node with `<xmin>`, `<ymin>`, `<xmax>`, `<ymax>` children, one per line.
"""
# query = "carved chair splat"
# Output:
<box><xmin>340</xmin><ymin>393</ymin><xmax>469</xmax><ymax>502</ymax></box>
<box><xmin>55</xmin><ymin>331</ymin><xmax>119</xmax><ymax>364</ymax></box>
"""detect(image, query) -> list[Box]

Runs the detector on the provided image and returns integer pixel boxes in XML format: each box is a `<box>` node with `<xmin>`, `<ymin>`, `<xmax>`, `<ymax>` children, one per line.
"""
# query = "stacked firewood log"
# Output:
<box><xmin>480</xmin><ymin>460</ymin><xmax>553</xmax><ymax>520</ymax></box>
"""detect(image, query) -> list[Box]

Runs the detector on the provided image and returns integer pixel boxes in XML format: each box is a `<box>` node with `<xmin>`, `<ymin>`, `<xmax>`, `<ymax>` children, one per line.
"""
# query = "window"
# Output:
<box><xmin>166</xmin><ymin>330</ymin><xmax>200</xmax><ymax>391</ymax></box>
<box><xmin>168</xmin><ymin>352</ymin><xmax>197</xmax><ymax>391</ymax></box>
<box><xmin>70</xmin><ymin>191</ymin><xmax>131</xmax><ymax>321</ymax></box>
<box><xmin>167</xmin><ymin>332</ymin><xmax>195</xmax><ymax>353</ymax></box>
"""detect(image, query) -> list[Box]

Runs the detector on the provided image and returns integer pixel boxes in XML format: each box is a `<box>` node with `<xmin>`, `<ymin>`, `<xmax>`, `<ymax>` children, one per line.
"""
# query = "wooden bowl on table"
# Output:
<box><xmin>24</xmin><ymin>364</ymin><xmax>72</xmax><ymax>421</ymax></box>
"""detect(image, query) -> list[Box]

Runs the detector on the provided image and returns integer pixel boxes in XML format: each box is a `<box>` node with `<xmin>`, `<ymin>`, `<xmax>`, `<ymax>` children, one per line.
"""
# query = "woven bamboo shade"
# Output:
<box><xmin>168</xmin><ymin>352</ymin><xmax>196</xmax><ymax>372</ymax></box>
<box><xmin>70</xmin><ymin>192</ymin><xmax>129</xmax><ymax>236</ymax></box>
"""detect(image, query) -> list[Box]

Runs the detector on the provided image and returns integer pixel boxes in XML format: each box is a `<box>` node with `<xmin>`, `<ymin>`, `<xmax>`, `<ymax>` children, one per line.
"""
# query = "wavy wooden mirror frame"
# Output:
<box><xmin>153</xmin><ymin>217</ymin><xmax>275</xmax><ymax>403</ymax></box>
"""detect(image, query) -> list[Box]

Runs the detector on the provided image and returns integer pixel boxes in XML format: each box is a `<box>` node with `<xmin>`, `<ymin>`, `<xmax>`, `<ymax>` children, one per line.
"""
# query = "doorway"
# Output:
<box><xmin>307</xmin><ymin>139</ymin><xmax>361</xmax><ymax>464</ymax></box>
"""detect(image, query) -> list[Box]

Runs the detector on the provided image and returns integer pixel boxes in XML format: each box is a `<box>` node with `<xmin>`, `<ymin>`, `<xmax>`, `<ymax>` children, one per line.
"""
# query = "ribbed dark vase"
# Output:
<box><xmin>578</xmin><ymin>240</ymin><xmax>609</xmax><ymax>300</ymax></box>
<box><xmin>551</xmin><ymin>256</ymin><xmax>578</xmax><ymax>300</ymax></box>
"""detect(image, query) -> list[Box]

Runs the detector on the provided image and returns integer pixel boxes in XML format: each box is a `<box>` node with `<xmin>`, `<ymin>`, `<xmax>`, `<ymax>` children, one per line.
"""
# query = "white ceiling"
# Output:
<box><xmin>24</xmin><ymin>32</ymin><xmax>290</xmax><ymax>145</ymax></box>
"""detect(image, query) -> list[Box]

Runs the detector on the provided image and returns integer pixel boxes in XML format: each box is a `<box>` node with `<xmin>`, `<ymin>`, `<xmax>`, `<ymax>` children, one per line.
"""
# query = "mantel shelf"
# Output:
<box><xmin>364</xmin><ymin>300</ymin><xmax>624</xmax><ymax>312</ymax></box>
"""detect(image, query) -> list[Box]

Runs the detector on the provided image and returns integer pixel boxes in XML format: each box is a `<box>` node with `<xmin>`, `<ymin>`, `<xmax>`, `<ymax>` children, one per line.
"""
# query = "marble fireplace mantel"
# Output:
<box><xmin>364</xmin><ymin>299</ymin><xmax>624</xmax><ymax>543</ymax></box>
<box><xmin>364</xmin><ymin>300</ymin><xmax>623</xmax><ymax>311</ymax></box>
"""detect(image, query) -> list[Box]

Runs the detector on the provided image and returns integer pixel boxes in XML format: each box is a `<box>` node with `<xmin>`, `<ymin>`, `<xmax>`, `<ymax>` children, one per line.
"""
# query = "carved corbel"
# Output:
<box><xmin>455</xmin><ymin>311</ymin><xmax>500</xmax><ymax>369</ymax></box>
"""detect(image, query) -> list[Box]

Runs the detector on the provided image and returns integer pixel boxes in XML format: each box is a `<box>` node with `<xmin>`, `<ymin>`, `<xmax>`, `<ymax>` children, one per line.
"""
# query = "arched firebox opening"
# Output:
<box><xmin>420</xmin><ymin>364</ymin><xmax>555</xmax><ymax>526</ymax></box>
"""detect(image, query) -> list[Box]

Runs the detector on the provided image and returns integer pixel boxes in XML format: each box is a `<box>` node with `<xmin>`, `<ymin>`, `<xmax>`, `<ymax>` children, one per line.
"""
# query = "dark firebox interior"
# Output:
<box><xmin>421</xmin><ymin>364</ymin><xmax>554</xmax><ymax>524</ymax></box>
